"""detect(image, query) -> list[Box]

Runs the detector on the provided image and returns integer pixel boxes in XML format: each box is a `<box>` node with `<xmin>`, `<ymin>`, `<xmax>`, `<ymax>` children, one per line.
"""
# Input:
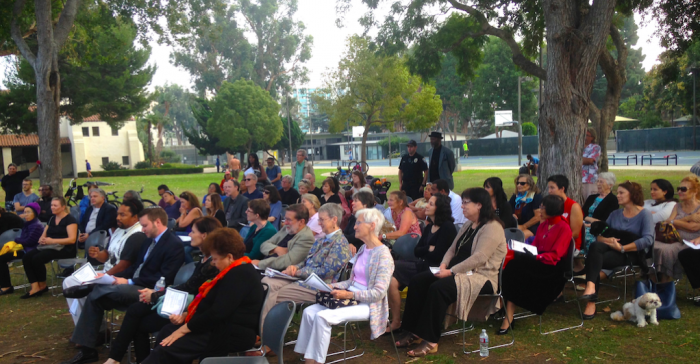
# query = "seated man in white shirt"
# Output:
<box><xmin>63</xmin><ymin>199</ymin><xmax>147</xmax><ymax>325</ymax></box>
<box><xmin>432</xmin><ymin>179</ymin><xmax>467</xmax><ymax>225</ymax></box>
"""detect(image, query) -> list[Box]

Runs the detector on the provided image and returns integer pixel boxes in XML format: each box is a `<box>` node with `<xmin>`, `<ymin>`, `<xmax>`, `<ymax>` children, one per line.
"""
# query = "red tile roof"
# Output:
<box><xmin>81</xmin><ymin>115</ymin><xmax>136</xmax><ymax>122</ymax></box>
<box><xmin>0</xmin><ymin>134</ymin><xmax>71</xmax><ymax>147</ymax></box>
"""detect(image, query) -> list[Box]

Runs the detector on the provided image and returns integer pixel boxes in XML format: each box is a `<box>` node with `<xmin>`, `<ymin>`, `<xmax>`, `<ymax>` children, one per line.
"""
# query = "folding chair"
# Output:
<box><xmin>462</xmin><ymin>259</ymin><xmax>514</xmax><ymax>354</ymax></box>
<box><xmin>200</xmin><ymin>301</ymin><xmax>296</xmax><ymax>364</ymax></box>
<box><xmin>50</xmin><ymin>230</ymin><xmax>109</xmax><ymax>296</ymax></box>
<box><xmin>513</xmin><ymin>239</ymin><xmax>584</xmax><ymax>335</ymax></box>
<box><xmin>504</xmin><ymin>227</ymin><xmax>525</xmax><ymax>244</ymax></box>
<box><xmin>167</xmin><ymin>218</ymin><xmax>177</xmax><ymax>231</ymax></box>
<box><xmin>392</xmin><ymin>234</ymin><xmax>420</xmax><ymax>262</ymax></box>
<box><xmin>597</xmin><ymin>242</ymin><xmax>656</xmax><ymax>305</ymax></box>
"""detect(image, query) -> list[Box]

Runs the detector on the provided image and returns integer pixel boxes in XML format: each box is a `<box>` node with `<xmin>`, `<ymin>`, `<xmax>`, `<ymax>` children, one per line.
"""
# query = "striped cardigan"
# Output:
<box><xmin>332</xmin><ymin>244</ymin><xmax>394</xmax><ymax>340</ymax></box>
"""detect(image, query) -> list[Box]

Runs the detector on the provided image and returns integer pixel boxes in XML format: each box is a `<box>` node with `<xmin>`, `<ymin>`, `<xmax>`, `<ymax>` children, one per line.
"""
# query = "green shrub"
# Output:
<box><xmin>522</xmin><ymin>122</ymin><xmax>537</xmax><ymax>136</ymax></box>
<box><xmin>161</xmin><ymin>163</ymin><xmax>173</xmax><ymax>168</ymax></box>
<box><xmin>78</xmin><ymin>167</ymin><xmax>203</xmax><ymax>177</ymax></box>
<box><xmin>101</xmin><ymin>161</ymin><xmax>124</xmax><ymax>171</ymax></box>
<box><xmin>160</xmin><ymin>149</ymin><xmax>182</xmax><ymax>163</ymax></box>
<box><xmin>134</xmin><ymin>161</ymin><xmax>151</xmax><ymax>169</ymax></box>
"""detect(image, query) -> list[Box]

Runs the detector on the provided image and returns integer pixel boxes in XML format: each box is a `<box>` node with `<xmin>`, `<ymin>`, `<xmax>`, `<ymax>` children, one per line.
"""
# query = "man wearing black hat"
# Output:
<box><xmin>398</xmin><ymin>140</ymin><xmax>428</xmax><ymax>201</ymax></box>
<box><xmin>426</xmin><ymin>131</ymin><xmax>455</xmax><ymax>190</ymax></box>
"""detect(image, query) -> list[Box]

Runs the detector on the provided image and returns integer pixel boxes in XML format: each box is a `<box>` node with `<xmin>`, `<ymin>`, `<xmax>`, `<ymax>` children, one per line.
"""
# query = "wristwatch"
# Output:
<box><xmin>382</xmin><ymin>234</ymin><xmax>387</xmax><ymax>240</ymax></box>
<box><xmin>450</xmin><ymin>268</ymin><xmax>455</xmax><ymax>275</ymax></box>
<box><xmin>421</xmin><ymin>184</ymin><xmax>426</xmax><ymax>187</ymax></box>
<box><xmin>620</xmin><ymin>246</ymin><xmax>625</xmax><ymax>254</ymax></box>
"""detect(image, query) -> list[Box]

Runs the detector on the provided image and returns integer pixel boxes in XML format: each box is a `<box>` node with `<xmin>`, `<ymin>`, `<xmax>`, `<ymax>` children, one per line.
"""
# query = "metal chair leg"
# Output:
<box><xmin>539</xmin><ymin>279</ymin><xmax>584</xmax><ymax>335</ymax></box>
<box><xmin>463</xmin><ymin>296</ymin><xmax>514</xmax><ymax>354</ymax></box>
<box><xmin>326</xmin><ymin>321</ymin><xmax>364</xmax><ymax>364</ymax></box>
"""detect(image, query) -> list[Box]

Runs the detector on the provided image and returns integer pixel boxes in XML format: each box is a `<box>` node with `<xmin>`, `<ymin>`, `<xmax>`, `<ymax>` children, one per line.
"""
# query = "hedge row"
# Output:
<box><xmin>78</xmin><ymin>167</ymin><xmax>203</xmax><ymax>177</ymax></box>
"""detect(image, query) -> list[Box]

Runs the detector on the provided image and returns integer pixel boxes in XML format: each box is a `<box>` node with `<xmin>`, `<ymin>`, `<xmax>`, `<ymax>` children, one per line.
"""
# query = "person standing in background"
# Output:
<box><xmin>216</xmin><ymin>156</ymin><xmax>221</xmax><ymax>173</ymax></box>
<box><xmin>426</xmin><ymin>132</ymin><xmax>455</xmax><ymax>191</ymax></box>
<box><xmin>399</xmin><ymin>140</ymin><xmax>428</xmax><ymax>201</ymax></box>
<box><xmin>230</xmin><ymin>155</ymin><xmax>241</xmax><ymax>180</ymax></box>
<box><xmin>1</xmin><ymin>162</ymin><xmax>39</xmax><ymax>211</ymax></box>
<box><xmin>266</xmin><ymin>157</ymin><xmax>282</xmax><ymax>190</ymax></box>
<box><xmin>582</xmin><ymin>128</ymin><xmax>601</xmax><ymax>201</ymax></box>
<box><xmin>292</xmin><ymin>149</ymin><xmax>314</xmax><ymax>188</ymax></box>
<box><xmin>85</xmin><ymin>160</ymin><xmax>93</xmax><ymax>178</ymax></box>
<box><xmin>463</xmin><ymin>141</ymin><xmax>469</xmax><ymax>159</ymax></box>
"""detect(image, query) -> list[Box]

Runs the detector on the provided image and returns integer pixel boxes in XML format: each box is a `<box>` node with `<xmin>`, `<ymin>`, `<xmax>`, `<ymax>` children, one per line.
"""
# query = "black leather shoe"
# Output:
<box><xmin>578</xmin><ymin>293</ymin><xmax>598</xmax><ymax>302</ymax></box>
<box><xmin>19</xmin><ymin>287</ymin><xmax>48</xmax><ymax>299</ymax></box>
<box><xmin>496</xmin><ymin>321</ymin><xmax>515</xmax><ymax>335</ymax></box>
<box><xmin>59</xmin><ymin>349</ymin><xmax>98</xmax><ymax>364</ymax></box>
<box><xmin>0</xmin><ymin>287</ymin><xmax>14</xmax><ymax>296</ymax></box>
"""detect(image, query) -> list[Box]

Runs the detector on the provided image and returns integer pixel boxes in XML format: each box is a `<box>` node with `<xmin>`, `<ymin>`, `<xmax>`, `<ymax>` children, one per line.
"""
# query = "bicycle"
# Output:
<box><xmin>106</xmin><ymin>187</ymin><xmax>156</xmax><ymax>208</ymax></box>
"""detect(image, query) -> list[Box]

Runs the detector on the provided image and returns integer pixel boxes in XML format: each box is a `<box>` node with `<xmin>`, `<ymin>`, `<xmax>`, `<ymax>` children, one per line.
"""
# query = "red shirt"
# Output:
<box><xmin>561</xmin><ymin>197</ymin><xmax>582</xmax><ymax>249</ymax></box>
<box><xmin>533</xmin><ymin>216</ymin><xmax>573</xmax><ymax>265</ymax></box>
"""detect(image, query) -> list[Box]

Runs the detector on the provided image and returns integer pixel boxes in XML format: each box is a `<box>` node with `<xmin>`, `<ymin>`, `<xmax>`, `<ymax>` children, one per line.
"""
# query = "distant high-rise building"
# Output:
<box><xmin>292</xmin><ymin>88</ymin><xmax>317</xmax><ymax>133</ymax></box>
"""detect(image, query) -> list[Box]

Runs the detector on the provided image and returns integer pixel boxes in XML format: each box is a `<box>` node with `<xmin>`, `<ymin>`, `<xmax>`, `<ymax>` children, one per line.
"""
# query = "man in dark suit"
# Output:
<box><xmin>78</xmin><ymin>188</ymin><xmax>117</xmax><ymax>245</ymax></box>
<box><xmin>62</xmin><ymin>207</ymin><xmax>185</xmax><ymax>364</ymax></box>
<box><xmin>223</xmin><ymin>179</ymin><xmax>248</xmax><ymax>231</ymax></box>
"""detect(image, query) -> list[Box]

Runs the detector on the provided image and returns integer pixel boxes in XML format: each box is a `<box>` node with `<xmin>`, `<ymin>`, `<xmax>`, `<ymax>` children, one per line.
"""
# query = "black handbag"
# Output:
<box><xmin>315</xmin><ymin>291</ymin><xmax>359</xmax><ymax>310</ymax></box>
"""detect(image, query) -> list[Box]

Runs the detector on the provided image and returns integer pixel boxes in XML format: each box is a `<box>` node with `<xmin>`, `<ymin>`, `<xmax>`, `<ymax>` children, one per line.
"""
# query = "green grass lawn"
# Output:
<box><xmin>1</xmin><ymin>167</ymin><xmax>699</xmax><ymax>363</ymax></box>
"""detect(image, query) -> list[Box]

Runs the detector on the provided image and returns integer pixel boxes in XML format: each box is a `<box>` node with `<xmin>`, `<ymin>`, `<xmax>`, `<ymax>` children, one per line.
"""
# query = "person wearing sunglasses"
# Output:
<box><xmin>580</xmin><ymin>181</ymin><xmax>653</xmax><ymax>319</ymax></box>
<box><xmin>656</xmin><ymin>176</ymin><xmax>700</xmax><ymax>284</ymax></box>
<box><xmin>509</xmin><ymin>174</ymin><xmax>543</xmax><ymax>239</ymax></box>
<box><xmin>242</xmin><ymin>174</ymin><xmax>264</xmax><ymax>200</ymax></box>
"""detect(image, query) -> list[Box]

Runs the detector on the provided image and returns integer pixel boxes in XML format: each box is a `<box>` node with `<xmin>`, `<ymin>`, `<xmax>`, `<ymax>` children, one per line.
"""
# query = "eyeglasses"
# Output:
<box><xmin>678</xmin><ymin>187</ymin><xmax>689</xmax><ymax>192</ymax></box>
<box><xmin>244</xmin><ymin>179</ymin><xmax>253</xmax><ymax>182</ymax></box>
<box><xmin>517</xmin><ymin>181</ymin><xmax>528</xmax><ymax>186</ymax></box>
<box><xmin>461</xmin><ymin>200</ymin><xmax>472</xmax><ymax>205</ymax></box>
<box><xmin>263</xmin><ymin>190</ymin><xmax>270</xmax><ymax>194</ymax></box>
<box><xmin>354</xmin><ymin>220</ymin><xmax>372</xmax><ymax>226</ymax></box>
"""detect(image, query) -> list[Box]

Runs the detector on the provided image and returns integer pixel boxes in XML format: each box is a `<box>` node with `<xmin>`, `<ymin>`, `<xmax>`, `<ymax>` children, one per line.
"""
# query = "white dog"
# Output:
<box><xmin>610</xmin><ymin>293</ymin><xmax>662</xmax><ymax>327</ymax></box>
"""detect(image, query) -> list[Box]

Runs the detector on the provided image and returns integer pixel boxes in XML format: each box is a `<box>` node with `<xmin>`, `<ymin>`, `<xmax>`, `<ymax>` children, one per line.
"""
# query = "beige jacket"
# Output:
<box><xmin>257</xmin><ymin>226</ymin><xmax>315</xmax><ymax>270</ymax></box>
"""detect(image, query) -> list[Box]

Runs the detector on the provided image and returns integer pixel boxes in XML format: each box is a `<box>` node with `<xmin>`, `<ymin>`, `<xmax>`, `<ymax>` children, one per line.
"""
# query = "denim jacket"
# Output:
<box><xmin>295</xmin><ymin>230</ymin><xmax>352</xmax><ymax>290</ymax></box>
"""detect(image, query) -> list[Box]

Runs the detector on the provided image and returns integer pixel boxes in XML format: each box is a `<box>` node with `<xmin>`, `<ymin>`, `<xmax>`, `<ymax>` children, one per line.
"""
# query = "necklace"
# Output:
<box><xmin>456</xmin><ymin>224</ymin><xmax>479</xmax><ymax>254</ymax></box>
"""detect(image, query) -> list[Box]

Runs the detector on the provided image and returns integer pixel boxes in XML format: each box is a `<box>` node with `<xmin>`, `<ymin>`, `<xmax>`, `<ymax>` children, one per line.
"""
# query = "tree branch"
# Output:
<box><xmin>447</xmin><ymin>0</ymin><xmax>547</xmax><ymax>80</ymax></box>
<box><xmin>10</xmin><ymin>0</ymin><xmax>36</xmax><ymax>68</ymax></box>
<box><xmin>53</xmin><ymin>0</ymin><xmax>81</xmax><ymax>49</ymax></box>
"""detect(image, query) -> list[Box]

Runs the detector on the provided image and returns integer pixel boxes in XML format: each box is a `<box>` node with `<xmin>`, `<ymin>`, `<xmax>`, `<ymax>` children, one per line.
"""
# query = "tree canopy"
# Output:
<box><xmin>313</xmin><ymin>36</ymin><xmax>442</xmax><ymax>164</ymax></box>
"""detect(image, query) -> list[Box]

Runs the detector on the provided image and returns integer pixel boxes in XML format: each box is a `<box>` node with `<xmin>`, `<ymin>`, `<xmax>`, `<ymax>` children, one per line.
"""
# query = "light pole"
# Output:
<box><xmin>286</xmin><ymin>92</ymin><xmax>293</xmax><ymax>164</ymax></box>
<box><xmin>518</xmin><ymin>76</ymin><xmax>522</xmax><ymax>166</ymax></box>
<box><xmin>691</xmin><ymin>65</ymin><xmax>699</xmax><ymax>150</ymax></box>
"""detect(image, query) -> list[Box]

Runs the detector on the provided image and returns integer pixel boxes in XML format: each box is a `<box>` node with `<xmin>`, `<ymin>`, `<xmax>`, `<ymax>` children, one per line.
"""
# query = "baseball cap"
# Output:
<box><xmin>407</xmin><ymin>140</ymin><xmax>417</xmax><ymax>146</ymax></box>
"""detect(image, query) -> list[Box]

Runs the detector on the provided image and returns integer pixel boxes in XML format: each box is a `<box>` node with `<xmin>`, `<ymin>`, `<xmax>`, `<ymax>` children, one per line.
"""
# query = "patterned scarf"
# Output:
<box><xmin>185</xmin><ymin>256</ymin><xmax>251</xmax><ymax>323</ymax></box>
<box><xmin>514</xmin><ymin>191</ymin><xmax>534</xmax><ymax>210</ymax></box>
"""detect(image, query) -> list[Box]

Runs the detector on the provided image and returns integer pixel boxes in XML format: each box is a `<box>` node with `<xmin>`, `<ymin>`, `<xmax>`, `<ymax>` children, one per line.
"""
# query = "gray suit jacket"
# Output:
<box><xmin>426</xmin><ymin>145</ymin><xmax>456</xmax><ymax>190</ymax></box>
<box><xmin>257</xmin><ymin>225</ymin><xmax>315</xmax><ymax>270</ymax></box>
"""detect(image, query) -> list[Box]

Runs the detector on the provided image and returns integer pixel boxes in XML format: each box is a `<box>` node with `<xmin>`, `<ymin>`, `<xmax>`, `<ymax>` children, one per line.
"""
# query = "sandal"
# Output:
<box><xmin>395</xmin><ymin>333</ymin><xmax>422</xmax><ymax>348</ymax></box>
<box><xmin>407</xmin><ymin>341</ymin><xmax>438</xmax><ymax>357</ymax></box>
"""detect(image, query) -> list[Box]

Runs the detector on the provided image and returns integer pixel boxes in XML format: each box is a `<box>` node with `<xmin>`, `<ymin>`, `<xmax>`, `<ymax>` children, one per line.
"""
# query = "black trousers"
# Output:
<box><xmin>679</xmin><ymin>248</ymin><xmax>700</xmax><ymax>289</ymax></box>
<box><xmin>22</xmin><ymin>248</ymin><xmax>73</xmax><ymax>283</ymax></box>
<box><xmin>142</xmin><ymin>323</ymin><xmax>255</xmax><ymax>364</ymax></box>
<box><xmin>400</xmin><ymin>270</ymin><xmax>492</xmax><ymax>343</ymax></box>
<box><xmin>0</xmin><ymin>250</ymin><xmax>25</xmax><ymax>288</ymax></box>
<box><xmin>584</xmin><ymin>242</ymin><xmax>639</xmax><ymax>292</ymax></box>
<box><xmin>401</xmin><ymin>183</ymin><xmax>422</xmax><ymax>202</ymax></box>
<box><xmin>109</xmin><ymin>302</ymin><xmax>170</xmax><ymax>363</ymax></box>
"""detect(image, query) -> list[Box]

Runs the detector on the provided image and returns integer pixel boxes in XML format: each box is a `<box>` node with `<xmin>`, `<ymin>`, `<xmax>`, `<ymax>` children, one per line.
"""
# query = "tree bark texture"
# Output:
<box><xmin>537</xmin><ymin>0</ymin><xmax>615</xmax><ymax>203</ymax></box>
<box><xmin>11</xmin><ymin>0</ymin><xmax>80</xmax><ymax>197</ymax></box>
<box><xmin>588</xmin><ymin>24</ymin><xmax>629</xmax><ymax>172</ymax></box>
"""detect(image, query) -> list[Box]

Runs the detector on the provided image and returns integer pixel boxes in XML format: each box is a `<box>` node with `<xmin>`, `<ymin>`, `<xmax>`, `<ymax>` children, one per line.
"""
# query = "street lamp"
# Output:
<box><xmin>690</xmin><ymin>65</ymin><xmax>699</xmax><ymax>150</ymax></box>
<box><xmin>517</xmin><ymin>76</ymin><xmax>534</xmax><ymax>165</ymax></box>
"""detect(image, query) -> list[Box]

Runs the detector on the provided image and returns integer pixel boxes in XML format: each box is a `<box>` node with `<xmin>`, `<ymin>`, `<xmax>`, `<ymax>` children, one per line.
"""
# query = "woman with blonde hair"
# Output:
<box><xmin>296</xmin><ymin>180</ymin><xmax>311</xmax><ymax>204</ymax></box>
<box><xmin>656</xmin><ymin>175</ymin><xmax>700</xmax><ymax>283</ymax></box>
<box><xmin>508</xmin><ymin>174</ymin><xmax>543</xmax><ymax>239</ymax></box>
<box><xmin>300</xmin><ymin>193</ymin><xmax>323</xmax><ymax>238</ymax></box>
<box><xmin>384</xmin><ymin>191</ymin><xmax>421</xmax><ymax>241</ymax></box>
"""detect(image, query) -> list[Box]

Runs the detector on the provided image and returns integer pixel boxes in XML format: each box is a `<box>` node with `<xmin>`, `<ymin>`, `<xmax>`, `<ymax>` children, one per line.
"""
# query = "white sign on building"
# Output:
<box><xmin>352</xmin><ymin>126</ymin><xmax>365</xmax><ymax>138</ymax></box>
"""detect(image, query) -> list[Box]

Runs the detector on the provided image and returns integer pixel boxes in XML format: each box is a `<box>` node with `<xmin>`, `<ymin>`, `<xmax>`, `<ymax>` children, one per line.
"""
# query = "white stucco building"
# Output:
<box><xmin>0</xmin><ymin>115</ymin><xmax>145</xmax><ymax>177</ymax></box>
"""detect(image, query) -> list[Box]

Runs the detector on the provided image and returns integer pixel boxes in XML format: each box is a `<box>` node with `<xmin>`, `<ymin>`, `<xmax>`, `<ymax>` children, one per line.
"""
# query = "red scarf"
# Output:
<box><xmin>185</xmin><ymin>256</ymin><xmax>251</xmax><ymax>323</ymax></box>
<box><xmin>547</xmin><ymin>216</ymin><xmax>562</xmax><ymax>226</ymax></box>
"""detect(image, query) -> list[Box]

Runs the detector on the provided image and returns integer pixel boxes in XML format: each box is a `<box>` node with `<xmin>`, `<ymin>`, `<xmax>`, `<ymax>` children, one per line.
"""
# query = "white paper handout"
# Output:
<box><xmin>303</xmin><ymin>272</ymin><xmax>333</xmax><ymax>292</ymax></box>
<box><xmin>71</xmin><ymin>264</ymin><xmax>115</xmax><ymax>285</ymax></box>
<box><xmin>160</xmin><ymin>287</ymin><xmax>189</xmax><ymax>317</ymax></box>
<box><xmin>429</xmin><ymin>267</ymin><xmax>440</xmax><ymax>274</ymax></box>
<box><xmin>265</xmin><ymin>268</ymin><xmax>299</xmax><ymax>281</ymax></box>
<box><xmin>510</xmin><ymin>240</ymin><xmax>538</xmax><ymax>255</ymax></box>
<box><xmin>179</xmin><ymin>236</ymin><xmax>192</xmax><ymax>242</ymax></box>
<box><xmin>684</xmin><ymin>240</ymin><xmax>700</xmax><ymax>250</ymax></box>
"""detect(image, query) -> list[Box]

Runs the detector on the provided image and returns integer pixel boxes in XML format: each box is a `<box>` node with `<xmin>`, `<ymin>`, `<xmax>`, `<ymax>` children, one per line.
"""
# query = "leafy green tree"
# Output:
<box><xmin>208</xmin><ymin>79</ymin><xmax>283</xmax><ymax>154</ymax></box>
<box><xmin>313</xmin><ymin>36</ymin><xmax>442</xmax><ymax>165</ymax></box>
<box><xmin>184</xmin><ymin>98</ymin><xmax>230</xmax><ymax>157</ymax></box>
<box><xmin>150</xmin><ymin>84</ymin><xmax>197</xmax><ymax>146</ymax></box>
<box><xmin>171</xmin><ymin>0</ymin><xmax>312</xmax><ymax>97</ymax></box>
<box><xmin>522</xmin><ymin>122</ymin><xmax>537</xmax><ymax>136</ymax></box>
<box><xmin>378</xmin><ymin>136</ymin><xmax>409</xmax><ymax>151</ymax></box>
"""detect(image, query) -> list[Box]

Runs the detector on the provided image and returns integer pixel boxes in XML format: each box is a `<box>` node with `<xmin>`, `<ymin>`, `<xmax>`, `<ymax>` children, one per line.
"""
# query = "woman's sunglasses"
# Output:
<box><xmin>517</xmin><ymin>181</ymin><xmax>528</xmax><ymax>186</ymax></box>
<box><xmin>678</xmin><ymin>187</ymin><xmax>689</xmax><ymax>193</ymax></box>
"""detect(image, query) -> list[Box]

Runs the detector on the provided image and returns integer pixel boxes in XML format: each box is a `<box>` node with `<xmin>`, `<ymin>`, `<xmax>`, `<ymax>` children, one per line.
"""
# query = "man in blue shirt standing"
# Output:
<box><xmin>85</xmin><ymin>159</ymin><xmax>93</xmax><ymax>178</ymax></box>
<box><xmin>216</xmin><ymin>156</ymin><xmax>220</xmax><ymax>173</ymax></box>
<box><xmin>266</xmin><ymin>157</ymin><xmax>282</xmax><ymax>190</ymax></box>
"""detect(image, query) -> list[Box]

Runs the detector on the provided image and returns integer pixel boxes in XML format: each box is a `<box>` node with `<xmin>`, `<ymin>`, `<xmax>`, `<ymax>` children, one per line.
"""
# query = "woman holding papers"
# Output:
<box><xmin>20</xmin><ymin>197</ymin><xmax>78</xmax><ymax>299</ymax></box>
<box><xmin>497</xmin><ymin>195</ymin><xmax>572</xmax><ymax>335</ymax></box>
<box><xmin>143</xmin><ymin>228</ymin><xmax>262</xmax><ymax>364</ymax></box>
<box><xmin>394</xmin><ymin>188</ymin><xmax>506</xmax><ymax>357</ymax></box>
<box><xmin>104</xmin><ymin>217</ymin><xmax>222</xmax><ymax>364</ymax></box>
<box><xmin>655</xmin><ymin>175</ymin><xmax>700</xmax><ymax>283</ymax></box>
<box><xmin>294</xmin><ymin>208</ymin><xmax>394</xmax><ymax>364</ymax></box>
<box><xmin>0</xmin><ymin>202</ymin><xmax>43</xmax><ymax>296</ymax></box>
<box><xmin>580</xmin><ymin>181</ymin><xmax>654</xmax><ymax>319</ymax></box>
<box><xmin>386</xmin><ymin>193</ymin><xmax>456</xmax><ymax>334</ymax></box>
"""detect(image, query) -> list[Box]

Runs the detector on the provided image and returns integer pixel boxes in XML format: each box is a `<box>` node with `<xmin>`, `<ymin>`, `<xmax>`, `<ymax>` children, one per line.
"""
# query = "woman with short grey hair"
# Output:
<box><xmin>582</xmin><ymin>171</ymin><xmax>619</xmax><ymax>256</ymax></box>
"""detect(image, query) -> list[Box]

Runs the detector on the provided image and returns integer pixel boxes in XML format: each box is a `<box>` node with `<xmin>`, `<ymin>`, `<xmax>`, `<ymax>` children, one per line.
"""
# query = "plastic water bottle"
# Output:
<box><xmin>154</xmin><ymin>277</ymin><xmax>166</xmax><ymax>293</ymax></box>
<box><xmin>479</xmin><ymin>329</ymin><xmax>489</xmax><ymax>357</ymax></box>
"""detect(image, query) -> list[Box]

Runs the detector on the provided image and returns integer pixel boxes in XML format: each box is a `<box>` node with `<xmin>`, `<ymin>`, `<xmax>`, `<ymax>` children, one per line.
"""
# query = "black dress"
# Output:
<box><xmin>393</xmin><ymin>223</ymin><xmax>457</xmax><ymax>289</ymax></box>
<box><xmin>213</xmin><ymin>210</ymin><xmax>227</xmax><ymax>227</ymax></box>
<box><xmin>143</xmin><ymin>264</ymin><xmax>263</xmax><ymax>364</ymax></box>
<box><xmin>320</xmin><ymin>193</ymin><xmax>342</xmax><ymax>206</ymax></box>
<box><xmin>108</xmin><ymin>258</ymin><xmax>219</xmax><ymax>362</ymax></box>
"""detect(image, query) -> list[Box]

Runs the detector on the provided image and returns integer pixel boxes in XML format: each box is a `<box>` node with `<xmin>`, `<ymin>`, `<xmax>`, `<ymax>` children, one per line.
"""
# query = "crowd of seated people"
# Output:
<box><xmin>7</xmin><ymin>147</ymin><xmax>700</xmax><ymax>364</ymax></box>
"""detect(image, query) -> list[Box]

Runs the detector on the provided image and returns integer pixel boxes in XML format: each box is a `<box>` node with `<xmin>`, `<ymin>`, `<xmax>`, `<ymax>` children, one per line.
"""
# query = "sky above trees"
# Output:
<box><xmin>0</xmin><ymin>1</ymin><xmax>669</xmax><ymax>92</ymax></box>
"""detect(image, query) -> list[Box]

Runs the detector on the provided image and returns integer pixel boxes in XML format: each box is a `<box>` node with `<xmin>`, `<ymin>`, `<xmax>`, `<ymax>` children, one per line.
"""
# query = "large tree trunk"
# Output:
<box><xmin>361</xmin><ymin>119</ymin><xmax>371</xmax><ymax>166</ymax></box>
<box><xmin>538</xmin><ymin>0</ymin><xmax>616</xmax><ymax>203</ymax></box>
<box><xmin>11</xmin><ymin>0</ymin><xmax>80</xmax><ymax>197</ymax></box>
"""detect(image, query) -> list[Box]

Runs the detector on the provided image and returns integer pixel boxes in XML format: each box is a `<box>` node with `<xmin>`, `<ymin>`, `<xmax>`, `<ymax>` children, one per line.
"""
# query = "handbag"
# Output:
<box><xmin>315</xmin><ymin>291</ymin><xmax>359</xmax><ymax>310</ymax></box>
<box><xmin>0</xmin><ymin>241</ymin><xmax>23</xmax><ymax>256</ymax></box>
<box><xmin>635</xmin><ymin>280</ymin><xmax>680</xmax><ymax>320</ymax></box>
<box><xmin>654</xmin><ymin>222</ymin><xmax>681</xmax><ymax>244</ymax></box>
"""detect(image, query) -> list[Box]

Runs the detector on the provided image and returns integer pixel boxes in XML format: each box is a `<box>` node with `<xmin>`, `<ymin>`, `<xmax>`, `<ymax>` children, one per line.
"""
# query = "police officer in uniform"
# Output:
<box><xmin>398</xmin><ymin>140</ymin><xmax>429</xmax><ymax>201</ymax></box>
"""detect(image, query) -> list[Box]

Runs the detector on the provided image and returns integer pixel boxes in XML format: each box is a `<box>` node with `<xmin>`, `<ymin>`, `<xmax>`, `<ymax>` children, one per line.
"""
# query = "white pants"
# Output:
<box><xmin>294</xmin><ymin>303</ymin><xmax>370</xmax><ymax>363</ymax></box>
<box><xmin>63</xmin><ymin>276</ymin><xmax>84</xmax><ymax>326</ymax></box>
